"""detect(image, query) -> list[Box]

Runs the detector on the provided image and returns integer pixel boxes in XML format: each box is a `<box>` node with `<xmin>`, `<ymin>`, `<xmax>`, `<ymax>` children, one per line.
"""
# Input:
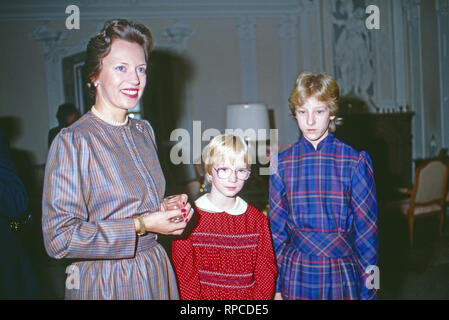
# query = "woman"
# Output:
<box><xmin>42</xmin><ymin>19</ymin><xmax>194</xmax><ymax>300</ymax></box>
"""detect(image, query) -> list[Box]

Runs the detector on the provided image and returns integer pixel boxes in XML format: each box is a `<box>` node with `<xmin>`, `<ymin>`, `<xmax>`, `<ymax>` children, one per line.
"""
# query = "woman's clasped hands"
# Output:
<box><xmin>135</xmin><ymin>194</ymin><xmax>194</xmax><ymax>236</ymax></box>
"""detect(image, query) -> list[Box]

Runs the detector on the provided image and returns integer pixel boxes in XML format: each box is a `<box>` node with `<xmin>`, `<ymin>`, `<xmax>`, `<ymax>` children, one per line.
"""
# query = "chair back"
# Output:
<box><xmin>414</xmin><ymin>160</ymin><xmax>449</xmax><ymax>205</ymax></box>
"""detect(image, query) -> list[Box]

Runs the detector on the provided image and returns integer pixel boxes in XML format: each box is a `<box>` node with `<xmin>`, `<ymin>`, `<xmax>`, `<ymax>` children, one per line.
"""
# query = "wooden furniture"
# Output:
<box><xmin>389</xmin><ymin>159</ymin><xmax>448</xmax><ymax>247</ymax></box>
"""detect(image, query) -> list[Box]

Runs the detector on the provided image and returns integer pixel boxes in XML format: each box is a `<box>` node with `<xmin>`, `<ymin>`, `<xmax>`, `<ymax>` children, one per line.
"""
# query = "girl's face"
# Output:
<box><xmin>295</xmin><ymin>96</ymin><xmax>335</xmax><ymax>149</ymax></box>
<box><xmin>209</xmin><ymin>157</ymin><xmax>249</xmax><ymax>199</ymax></box>
<box><xmin>94</xmin><ymin>39</ymin><xmax>147</xmax><ymax>113</ymax></box>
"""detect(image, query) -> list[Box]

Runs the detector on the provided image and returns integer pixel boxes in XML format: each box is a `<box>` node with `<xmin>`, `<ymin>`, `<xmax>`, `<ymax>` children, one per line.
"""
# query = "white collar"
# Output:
<box><xmin>195</xmin><ymin>194</ymin><xmax>248</xmax><ymax>216</ymax></box>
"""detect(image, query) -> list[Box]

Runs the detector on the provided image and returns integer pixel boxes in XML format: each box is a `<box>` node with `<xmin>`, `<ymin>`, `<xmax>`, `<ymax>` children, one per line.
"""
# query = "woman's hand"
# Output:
<box><xmin>274</xmin><ymin>292</ymin><xmax>283</xmax><ymax>300</ymax></box>
<box><xmin>141</xmin><ymin>208</ymin><xmax>192</xmax><ymax>235</ymax></box>
<box><xmin>136</xmin><ymin>194</ymin><xmax>195</xmax><ymax>236</ymax></box>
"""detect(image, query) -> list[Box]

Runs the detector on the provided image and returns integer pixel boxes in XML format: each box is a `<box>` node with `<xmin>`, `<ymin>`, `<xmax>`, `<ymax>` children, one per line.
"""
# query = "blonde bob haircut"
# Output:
<box><xmin>202</xmin><ymin>134</ymin><xmax>252</xmax><ymax>176</ymax></box>
<box><xmin>288</xmin><ymin>72</ymin><xmax>342</xmax><ymax>132</ymax></box>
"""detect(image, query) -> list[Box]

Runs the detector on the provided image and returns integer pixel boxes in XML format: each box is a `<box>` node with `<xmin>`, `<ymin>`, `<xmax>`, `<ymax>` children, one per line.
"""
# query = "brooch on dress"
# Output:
<box><xmin>136</xmin><ymin>123</ymin><xmax>145</xmax><ymax>133</ymax></box>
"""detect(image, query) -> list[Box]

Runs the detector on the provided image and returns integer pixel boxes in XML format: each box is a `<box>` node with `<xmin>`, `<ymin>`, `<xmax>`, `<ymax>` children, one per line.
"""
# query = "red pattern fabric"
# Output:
<box><xmin>172</xmin><ymin>205</ymin><xmax>277</xmax><ymax>300</ymax></box>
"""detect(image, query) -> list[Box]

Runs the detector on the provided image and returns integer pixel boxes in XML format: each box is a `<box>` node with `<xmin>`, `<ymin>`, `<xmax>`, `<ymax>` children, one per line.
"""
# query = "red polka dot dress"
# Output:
<box><xmin>172</xmin><ymin>195</ymin><xmax>277</xmax><ymax>300</ymax></box>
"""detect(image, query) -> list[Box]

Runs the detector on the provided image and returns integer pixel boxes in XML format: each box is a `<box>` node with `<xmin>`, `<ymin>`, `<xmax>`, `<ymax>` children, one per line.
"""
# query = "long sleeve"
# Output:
<box><xmin>0</xmin><ymin>131</ymin><xmax>28</xmax><ymax>219</ymax></box>
<box><xmin>42</xmin><ymin>129</ymin><xmax>137</xmax><ymax>260</ymax></box>
<box><xmin>252</xmin><ymin>214</ymin><xmax>277</xmax><ymax>299</ymax></box>
<box><xmin>171</xmin><ymin>235</ymin><xmax>201</xmax><ymax>300</ymax></box>
<box><xmin>267</xmin><ymin>158</ymin><xmax>290</xmax><ymax>292</ymax></box>
<box><xmin>351</xmin><ymin>151</ymin><xmax>378</xmax><ymax>300</ymax></box>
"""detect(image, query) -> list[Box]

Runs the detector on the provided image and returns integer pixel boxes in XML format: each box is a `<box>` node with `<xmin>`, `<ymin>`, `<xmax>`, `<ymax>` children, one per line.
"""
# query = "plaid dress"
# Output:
<box><xmin>268</xmin><ymin>133</ymin><xmax>378</xmax><ymax>300</ymax></box>
<box><xmin>42</xmin><ymin>111</ymin><xmax>179</xmax><ymax>300</ymax></box>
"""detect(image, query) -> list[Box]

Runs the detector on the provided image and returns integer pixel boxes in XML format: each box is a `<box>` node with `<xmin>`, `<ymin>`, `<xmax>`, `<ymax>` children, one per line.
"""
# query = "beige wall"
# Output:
<box><xmin>0</xmin><ymin>21</ymin><xmax>48</xmax><ymax>164</ymax></box>
<box><xmin>187</xmin><ymin>18</ymin><xmax>242</xmax><ymax>134</ymax></box>
<box><xmin>0</xmin><ymin>1</ymin><xmax>444</xmax><ymax>166</ymax></box>
<box><xmin>256</xmin><ymin>18</ymin><xmax>284</xmax><ymax>135</ymax></box>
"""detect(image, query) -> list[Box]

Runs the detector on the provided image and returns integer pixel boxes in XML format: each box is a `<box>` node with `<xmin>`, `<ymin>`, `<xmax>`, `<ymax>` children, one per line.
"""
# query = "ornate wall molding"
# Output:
<box><xmin>278</xmin><ymin>14</ymin><xmax>299</xmax><ymax>147</ymax></box>
<box><xmin>436</xmin><ymin>0</ymin><xmax>449</xmax><ymax>148</ymax></box>
<box><xmin>237</xmin><ymin>16</ymin><xmax>258</xmax><ymax>103</ymax></box>
<box><xmin>161</xmin><ymin>21</ymin><xmax>195</xmax><ymax>140</ymax></box>
<box><xmin>28</xmin><ymin>22</ymin><xmax>75</xmax><ymax>128</ymax></box>
<box><xmin>0</xmin><ymin>0</ymin><xmax>306</xmax><ymax>21</ymax></box>
<box><xmin>403</xmin><ymin>0</ymin><xmax>424</xmax><ymax>159</ymax></box>
<box><xmin>28</xmin><ymin>21</ymin><xmax>68</xmax><ymax>62</ymax></box>
<box><xmin>16</xmin><ymin>0</ymin><xmax>433</xmax><ymax>158</ymax></box>
<box><xmin>162</xmin><ymin>20</ymin><xmax>195</xmax><ymax>54</ymax></box>
<box><xmin>299</xmin><ymin>0</ymin><xmax>324</xmax><ymax>72</ymax></box>
<box><xmin>392</xmin><ymin>0</ymin><xmax>407</xmax><ymax>109</ymax></box>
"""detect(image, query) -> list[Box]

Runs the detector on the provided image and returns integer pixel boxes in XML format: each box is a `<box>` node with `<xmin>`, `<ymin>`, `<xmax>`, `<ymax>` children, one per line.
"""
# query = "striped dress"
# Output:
<box><xmin>42</xmin><ymin>111</ymin><xmax>179</xmax><ymax>300</ymax></box>
<box><xmin>268</xmin><ymin>133</ymin><xmax>378</xmax><ymax>300</ymax></box>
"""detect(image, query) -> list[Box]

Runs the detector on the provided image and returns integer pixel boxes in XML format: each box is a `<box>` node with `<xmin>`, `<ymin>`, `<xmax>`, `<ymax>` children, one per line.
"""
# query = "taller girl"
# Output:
<box><xmin>269</xmin><ymin>72</ymin><xmax>378</xmax><ymax>300</ymax></box>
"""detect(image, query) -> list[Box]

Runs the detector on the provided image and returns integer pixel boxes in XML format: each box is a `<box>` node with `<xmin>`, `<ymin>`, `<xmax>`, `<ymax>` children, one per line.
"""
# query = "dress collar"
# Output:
<box><xmin>195</xmin><ymin>194</ymin><xmax>248</xmax><ymax>216</ymax></box>
<box><xmin>300</xmin><ymin>132</ymin><xmax>334</xmax><ymax>152</ymax></box>
<box><xmin>91</xmin><ymin>106</ymin><xmax>129</xmax><ymax>126</ymax></box>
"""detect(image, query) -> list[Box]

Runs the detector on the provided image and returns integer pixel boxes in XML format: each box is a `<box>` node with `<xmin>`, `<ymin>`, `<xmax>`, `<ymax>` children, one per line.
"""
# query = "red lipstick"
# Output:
<box><xmin>121</xmin><ymin>88</ymin><xmax>139</xmax><ymax>98</ymax></box>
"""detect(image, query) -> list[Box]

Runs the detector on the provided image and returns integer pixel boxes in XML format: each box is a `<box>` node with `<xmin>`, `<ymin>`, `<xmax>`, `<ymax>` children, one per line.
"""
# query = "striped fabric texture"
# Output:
<box><xmin>268</xmin><ymin>133</ymin><xmax>378</xmax><ymax>300</ymax></box>
<box><xmin>172</xmin><ymin>205</ymin><xmax>277</xmax><ymax>300</ymax></box>
<box><xmin>42</xmin><ymin>111</ymin><xmax>179</xmax><ymax>300</ymax></box>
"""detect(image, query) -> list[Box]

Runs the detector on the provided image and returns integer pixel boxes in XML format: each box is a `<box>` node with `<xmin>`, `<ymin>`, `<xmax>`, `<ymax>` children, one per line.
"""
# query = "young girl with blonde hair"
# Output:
<box><xmin>172</xmin><ymin>134</ymin><xmax>277</xmax><ymax>300</ymax></box>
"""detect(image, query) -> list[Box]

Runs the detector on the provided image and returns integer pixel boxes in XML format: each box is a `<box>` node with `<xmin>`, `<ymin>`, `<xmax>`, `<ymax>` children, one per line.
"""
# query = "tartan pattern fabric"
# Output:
<box><xmin>290</xmin><ymin>230</ymin><xmax>353</xmax><ymax>258</ymax></box>
<box><xmin>268</xmin><ymin>133</ymin><xmax>378</xmax><ymax>300</ymax></box>
<box><xmin>42</xmin><ymin>111</ymin><xmax>179</xmax><ymax>300</ymax></box>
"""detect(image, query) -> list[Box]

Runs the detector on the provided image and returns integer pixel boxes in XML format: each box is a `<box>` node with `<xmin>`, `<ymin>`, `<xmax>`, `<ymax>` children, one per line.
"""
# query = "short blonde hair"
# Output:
<box><xmin>288</xmin><ymin>72</ymin><xmax>342</xmax><ymax>132</ymax></box>
<box><xmin>202</xmin><ymin>134</ymin><xmax>252</xmax><ymax>176</ymax></box>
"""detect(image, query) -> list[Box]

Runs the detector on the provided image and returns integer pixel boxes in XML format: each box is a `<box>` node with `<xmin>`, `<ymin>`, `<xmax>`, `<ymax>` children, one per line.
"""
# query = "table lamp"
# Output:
<box><xmin>225</xmin><ymin>103</ymin><xmax>270</xmax><ymax>164</ymax></box>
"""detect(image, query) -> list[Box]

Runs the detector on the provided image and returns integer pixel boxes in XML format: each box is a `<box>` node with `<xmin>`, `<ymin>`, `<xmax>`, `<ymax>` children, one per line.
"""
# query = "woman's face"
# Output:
<box><xmin>295</xmin><ymin>96</ymin><xmax>335</xmax><ymax>149</ymax></box>
<box><xmin>94</xmin><ymin>39</ymin><xmax>147</xmax><ymax>113</ymax></box>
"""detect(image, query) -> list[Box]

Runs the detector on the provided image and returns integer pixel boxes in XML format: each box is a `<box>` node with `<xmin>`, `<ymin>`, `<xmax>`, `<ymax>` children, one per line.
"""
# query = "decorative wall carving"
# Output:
<box><xmin>237</xmin><ymin>16</ymin><xmax>258</xmax><ymax>103</ymax></box>
<box><xmin>162</xmin><ymin>21</ymin><xmax>195</xmax><ymax>54</ymax></box>
<box><xmin>16</xmin><ymin>0</ymin><xmax>438</xmax><ymax>159</ymax></box>
<box><xmin>28</xmin><ymin>21</ymin><xmax>68</xmax><ymax>62</ymax></box>
<box><xmin>436</xmin><ymin>0</ymin><xmax>449</xmax><ymax>148</ymax></box>
<box><xmin>331</xmin><ymin>0</ymin><xmax>375</xmax><ymax>111</ymax></box>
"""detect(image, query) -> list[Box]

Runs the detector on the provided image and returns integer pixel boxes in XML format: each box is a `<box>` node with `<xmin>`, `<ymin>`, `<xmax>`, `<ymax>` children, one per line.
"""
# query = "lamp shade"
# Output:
<box><xmin>226</xmin><ymin>104</ymin><xmax>270</xmax><ymax>141</ymax></box>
